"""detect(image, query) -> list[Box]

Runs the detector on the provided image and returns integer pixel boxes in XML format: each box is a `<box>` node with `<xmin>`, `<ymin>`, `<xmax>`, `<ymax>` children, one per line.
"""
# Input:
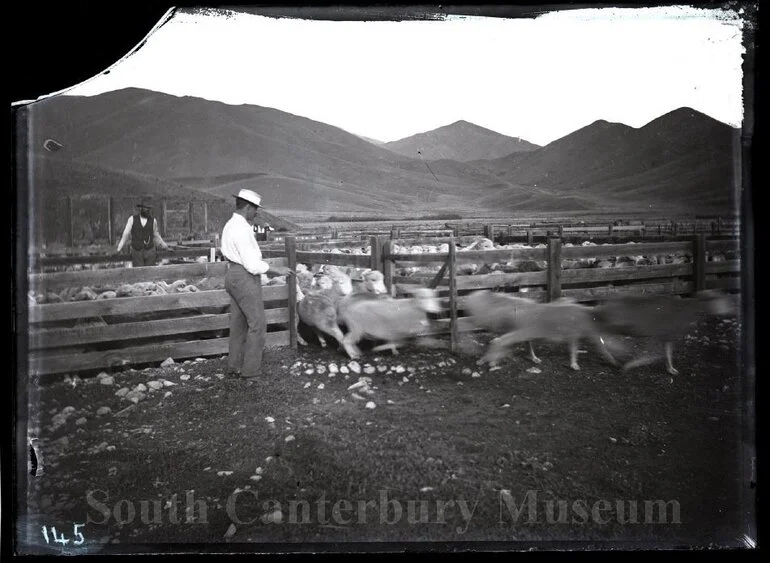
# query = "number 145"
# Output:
<box><xmin>41</xmin><ymin>524</ymin><xmax>85</xmax><ymax>546</ymax></box>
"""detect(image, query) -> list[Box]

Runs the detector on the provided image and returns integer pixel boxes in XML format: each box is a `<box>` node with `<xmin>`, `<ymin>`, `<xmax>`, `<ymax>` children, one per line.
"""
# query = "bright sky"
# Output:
<box><xmin>64</xmin><ymin>6</ymin><xmax>746</xmax><ymax>146</ymax></box>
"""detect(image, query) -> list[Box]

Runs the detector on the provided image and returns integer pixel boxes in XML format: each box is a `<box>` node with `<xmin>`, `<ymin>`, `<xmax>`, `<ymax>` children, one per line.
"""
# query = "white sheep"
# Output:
<box><xmin>338</xmin><ymin>287</ymin><xmax>442</xmax><ymax>358</ymax></box>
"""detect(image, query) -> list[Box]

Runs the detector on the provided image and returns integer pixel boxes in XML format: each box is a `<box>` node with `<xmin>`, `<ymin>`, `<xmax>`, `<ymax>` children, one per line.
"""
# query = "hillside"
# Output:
<box><xmin>26</xmin><ymin>89</ymin><xmax>501</xmax><ymax>214</ymax></box>
<box><xmin>22</xmin><ymin>88</ymin><xmax>739</xmax><ymax>219</ymax></box>
<box><xmin>383</xmin><ymin>120</ymin><xmax>540</xmax><ymax>162</ymax></box>
<box><xmin>469</xmin><ymin>108</ymin><xmax>738</xmax><ymax>212</ymax></box>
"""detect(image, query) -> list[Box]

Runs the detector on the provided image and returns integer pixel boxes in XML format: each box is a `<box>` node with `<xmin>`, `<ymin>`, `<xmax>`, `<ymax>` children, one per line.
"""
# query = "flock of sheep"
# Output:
<box><xmin>289</xmin><ymin>262</ymin><xmax>736</xmax><ymax>376</ymax></box>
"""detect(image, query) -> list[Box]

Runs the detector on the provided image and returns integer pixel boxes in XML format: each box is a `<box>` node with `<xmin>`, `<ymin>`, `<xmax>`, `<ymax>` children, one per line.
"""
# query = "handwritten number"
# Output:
<box><xmin>73</xmin><ymin>523</ymin><xmax>85</xmax><ymax>546</ymax></box>
<box><xmin>51</xmin><ymin>526</ymin><xmax>70</xmax><ymax>545</ymax></box>
<box><xmin>42</xmin><ymin>524</ymin><xmax>84</xmax><ymax>546</ymax></box>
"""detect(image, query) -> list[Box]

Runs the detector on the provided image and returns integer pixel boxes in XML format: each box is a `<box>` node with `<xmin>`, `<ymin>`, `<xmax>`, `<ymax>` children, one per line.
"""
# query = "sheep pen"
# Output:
<box><xmin>21</xmin><ymin>231</ymin><xmax>747</xmax><ymax>549</ymax></box>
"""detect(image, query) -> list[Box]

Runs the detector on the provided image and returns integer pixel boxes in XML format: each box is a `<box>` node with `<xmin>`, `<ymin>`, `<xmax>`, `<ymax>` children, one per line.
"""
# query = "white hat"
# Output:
<box><xmin>233</xmin><ymin>189</ymin><xmax>262</xmax><ymax>208</ymax></box>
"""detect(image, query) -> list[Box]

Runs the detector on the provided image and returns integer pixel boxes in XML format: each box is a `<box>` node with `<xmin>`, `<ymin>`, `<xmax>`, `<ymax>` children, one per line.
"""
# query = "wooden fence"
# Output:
<box><xmin>28</xmin><ymin>259</ymin><xmax>291</xmax><ymax>376</ymax></box>
<box><xmin>26</xmin><ymin>233</ymin><xmax>741</xmax><ymax>376</ymax></box>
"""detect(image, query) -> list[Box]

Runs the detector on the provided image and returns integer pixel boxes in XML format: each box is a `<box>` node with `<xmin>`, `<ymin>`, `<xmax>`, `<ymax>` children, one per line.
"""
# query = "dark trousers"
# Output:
<box><xmin>131</xmin><ymin>247</ymin><xmax>157</xmax><ymax>267</ymax></box>
<box><xmin>225</xmin><ymin>263</ymin><xmax>266</xmax><ymax>377</ymax></box>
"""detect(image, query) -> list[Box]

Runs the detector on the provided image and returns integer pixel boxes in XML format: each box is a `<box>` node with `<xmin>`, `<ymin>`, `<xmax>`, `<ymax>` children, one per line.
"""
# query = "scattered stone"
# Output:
<box><xmin>285</xmin><ymin>435</ymin><xmax>295</xmax><ymax>443</ymax></box>
<box><xmin>161</xmin><ymin>358</ymin><xmax>175</xmax><ymax>368</ymax></box>
<box><xmin>134</xmin><ymin>383</ymin><xmax>147</xmax><ymax>393</ymax></box>
<box><xmin>162</xmin><ymin>380</ymin><xmax>176</xmax><ymax>387</ymax></box>
<box><xmin>609</xmin><ymin>437</ymin><xmax>618</xmax><ymax>443</ymax></box>
<box><xmin>203</xmin><ymin>467</ymin><xmax>211</xmax><ymax>471</ymax></box>
<box><xmin>420</xmin><ymin>487</ymin><xmax>434</xmax><ymax>492</ymax></box>
<box><xmin>526</xmin><ymin>367</ymin><xmax>542</xmax><ymax>374</ymax></box>
<box><xmin>217</xmin><ymin>471</ymin><xmax>234</xmax><ymax>477</ymax></box>
<box><xmin>317</xmin><ymin>383</ymin><xmax>325</xmax><ymax>390</ymax></box>
<box><xmin>339</xmin><ymin>366</ymin><xmax>349</xmax><ymax>374</ymax></box>
<box><xmin>303</xmin><ymin>382</ymin><xmax>311</xmax><ymax>389</ymax></box>
<box><xmin>115</xmin><ymin>405</ymin><xmax>136</xmax><ymax>418</ymax></box>
<box><xmin>462</xmin><ymin>368</ymin><xmax>472</xmax><ymax>375</ymax></box>
<box><xmin>115</xmin><ymin>387</ymin><xmax>130</xmax><ymax>397</ymax></box>
<box><xmin>96</xmin><ymin>407</ymin><xmax>112</xmax><ymax>417</ymax></box>
<box><xmin>348</xmin><ymin>361</ymin><xmax>361</xmax><ymax>374</ymax></box>
<box><xmin>364</xmin><ymin>366</ymin><xmax>376</xmax><ymax>375</ymax></box>
<box><xmin>147</xmin><ymin>380</ymin><xmax>163</xmax><ymax>391</ymax></box>
<box><xmin>195</xmin><ymin>357</ymin><xmax>206</xmax><ymax>362</ymax></box>
<box><xmin>316</xmin><ymin>365</ymin><xmax>326</xmax><ymax>374</ymax></box>
<box><xmin>106</xmin><ymin>445</ymin><xmax>116</xmax><ymax>452</ymax></box>
<box><xmin>489</xmin><ymin>366</ymin><xmax>502</xmax><ymax>372</ymax></box>
<box><xmin>501</xmin><ymin>404</ymin><xmax>510</xmax><ymax>409</ymax></box>
<box><xmin>351</xmin><ymin>393</ymin><xmax>366</xmax><ymax>401</ymax></box>
<box><xmin>471</xmin><ymin>372</ymin><xmax>481</xmax><ymax>378</ymax></box>
<box><xmin>224</xmin><ymin>523</ymin><xmax>237</xmax><ymax>539</ymax></box>
<box><xmin>99</xmin><ymin>376</ymin><xmax>114</xmax><ymax>386</ymax></box>
<box><xmin>348</xmin><ymin>380</ymin><xmax>367</xmax><ymax>391</ymax></box>
<box><xmin>128</xmin><ymin>392</ymin><xmax>146</xmax><ymax>404</ymax></box>
<box><xmin>265</xmin><ymin>417</ymin><xmax>275</xmax><ymax>423</ymax></box>
<box><xmin>249</xmin><ymin>475</ymin><xmax>262</xmax><ymax>482</ymax></box>
<box><xmin>164</xmin><ymin>392</ymin><xmax>172</xmax><ymax>399</ymax></box>
<box><xmin>96</xmin><ymin>372</ymin><xmax>110</xmax><ymax>380</ymax></box>
<box><xmin>312</xmin><ymin>398</ymin><xmax>321</xmax><ymax>405</ymax></box>
<box><xmin>377</xmin><ymin>365</ymin><xmax>388</xmax><ymax>373</ymax></box>
<box><xmin>304</xmin><ymin>369</ymin><xmax>315</xmax><ymax>375</ymax></box>
<box><xmin>395</xmin><ymin>366</ymin><xmax>405</xmax><ymax>373</ymax></box>
<box><xmin>365</xmin><ymin>401</ymin><xmax>376</xmax><ymax>410</ymax></box>
<box><xmin>328</xmin><ymin>363</ymin><xmax>339</xmax><ymax>374</ymax></box>
<box><xmin>75</xmin><ymin>417</ymin><xmax>87</xmax><ymax>426</ymax></box>
<box><xmin>291</xmin><ymin>361</ymin><xmax>302</xmax><ymax>370</ymax></box>
<box><xmin>402</xmin><ymin>377</ymin><xmax>409</xmax><ymax>383</ymax></box>
<box><xmin>255</xmin><ymin>467</ymin><xmax>263</xmax><ymax>475</ymax></box>
<box><xmin>180</xmin><ymin>374</ymin><xmax>190</xmax><ymax>381</ymax></box>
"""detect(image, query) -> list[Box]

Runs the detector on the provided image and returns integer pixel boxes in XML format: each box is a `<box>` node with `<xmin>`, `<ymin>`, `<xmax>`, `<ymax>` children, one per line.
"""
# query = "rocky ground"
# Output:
<box><xmin>19</xmin><ymin>316</ymin><xmax>750</xmax><ymax>553</ymax></box>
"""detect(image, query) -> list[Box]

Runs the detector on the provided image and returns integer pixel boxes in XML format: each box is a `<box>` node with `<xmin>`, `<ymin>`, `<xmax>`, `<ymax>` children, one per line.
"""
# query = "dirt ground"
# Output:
<box><xmin>19</xmin><ymin>315</ymin><xmax>750</xmax><ymax>553</ymax></box>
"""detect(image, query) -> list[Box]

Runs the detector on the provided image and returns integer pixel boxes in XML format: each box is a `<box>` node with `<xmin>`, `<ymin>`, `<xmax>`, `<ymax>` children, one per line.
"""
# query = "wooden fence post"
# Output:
<box><xmin>285</xmin><ymin>236</ymin><xmax>298</xmax><ymax>349</ymax></box>
<box><xmin>526</xmin><ymin>229</ymin><xmax>533</xmax><ymax>245</ymax></box>
<box><xmin>332</xmin><ymin>229</ymin><xmax>338</xmax><ymax>239</ymax></box>
<box><xmin>390</xmin><ymin>227</ymin><xmax>400</xmax><ymax>240</ymax></box>
<box><xmin>370</xmin><ymin>235</ymin><xmax>381</xmax><ymax>272</ymax></box>
<box><xmin>382</xmin><ymin>238</ymin><xmax>395</xmax><ymax>296</ymax></box>
<box><xmin>66</xmin><ymin>196</ymin><xmax>74</xmax><ymax>247</ymax></box>
<box><xmin>203</xmin><ymin>202</ymin><xmax>208</xmax><ymax>235</ymax></box>
<box><xmin>546</xmin><ymin>237</ymin><xmax>562</xmax><ymax>302</ymax></box>
<box><xmin>452</xmin><ymin>225</ymin><xmax>460</xmax><ymax>239</ymax></box>
<box><xmin>693</xmin><ymin>234</ymin><xmax>706</xmax><ymax>293</ymax></box>
<box><xmin>608</xmin><ymin>223</ymin><xmax>614</xmax><ymax>237</ymax></box>
<box><xmin>672</xmin><ymin>221</ymin><xmax>678</xmax><ymax>236</ymax></box>
<box><xmin>188</xmin><ymin>201</ymin><xmax>194</xmax><ymax>236</ymax></box>
<box><xmin>107</xmin><ymin>196</ymin><xmax>114</xmax><ymax>246</ymax></box>
<box><xmin>483</xmin><ymin>224</ymin><xmax>493</xmax><ymax>240</ymax></box>
<box><xmin>161</xmin><ymin>198</ymin><xmax>168</xmax><ymax>238</ymax></box>
<box><xmin>448</xmin><ymin>236</ymin><xmax>458</xmax><ymax>354</ymax></box>
<box><xmin>558</xmin><ymin>225</ymin><xmax>564</xmax><ymax>238</ymax></box>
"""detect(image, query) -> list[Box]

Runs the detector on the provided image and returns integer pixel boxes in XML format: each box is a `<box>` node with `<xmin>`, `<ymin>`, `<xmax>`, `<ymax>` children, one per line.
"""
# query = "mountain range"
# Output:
<box><xmin>23</xmin><ymin>87</ymin><xmax>740</xmax><ymax>220</ymax></box>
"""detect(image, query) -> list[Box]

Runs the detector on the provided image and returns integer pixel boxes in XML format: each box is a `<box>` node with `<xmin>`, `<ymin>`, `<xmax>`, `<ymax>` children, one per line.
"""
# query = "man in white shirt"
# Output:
<box><xmin>221</xmin><ymin>189</ymin><xmax>293</xmax><ymax>379</ymax></box>
<box><xmin>116</xmin><ymin>200</ymin><xmax>172</xmax><ymax>267</ymax></box>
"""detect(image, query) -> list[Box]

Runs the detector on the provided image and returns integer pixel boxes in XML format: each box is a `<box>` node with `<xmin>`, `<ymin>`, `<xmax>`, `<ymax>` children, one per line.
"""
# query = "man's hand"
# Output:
<box><xmin>270</xmin><ymin>266</ymin><xmax>295</xmax><ymax>277</ymax></box>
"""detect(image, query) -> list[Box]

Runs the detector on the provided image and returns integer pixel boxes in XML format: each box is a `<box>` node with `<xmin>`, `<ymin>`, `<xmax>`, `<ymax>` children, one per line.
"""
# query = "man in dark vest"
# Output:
<box><xmin>116</xmin><ymin>199</ymin><xmax>172</xmax><ymax>267</ymax></box>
